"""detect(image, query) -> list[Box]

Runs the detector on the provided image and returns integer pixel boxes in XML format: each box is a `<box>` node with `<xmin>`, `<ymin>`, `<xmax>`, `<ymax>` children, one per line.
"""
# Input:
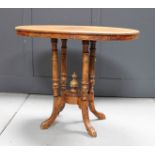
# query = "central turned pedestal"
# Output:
<box><xmin>40</xmin><ymin>39</ymin><xmax>105</xmax><ymax>137</ymax></box>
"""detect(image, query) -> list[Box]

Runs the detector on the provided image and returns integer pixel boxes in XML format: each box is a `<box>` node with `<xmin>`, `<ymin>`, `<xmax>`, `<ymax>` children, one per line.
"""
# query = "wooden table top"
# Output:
<box><xmin>15</xmin><ymin>25</ymin><xmax>140</xmax><ymax>41</ymax></box>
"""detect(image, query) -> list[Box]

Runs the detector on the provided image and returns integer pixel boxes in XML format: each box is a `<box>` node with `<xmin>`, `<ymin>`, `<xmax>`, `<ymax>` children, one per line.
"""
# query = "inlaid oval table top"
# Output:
<box><xmin>15</xmin><ymin>25</ymin><xmax>139</xmax><ymax>41</ymax></box>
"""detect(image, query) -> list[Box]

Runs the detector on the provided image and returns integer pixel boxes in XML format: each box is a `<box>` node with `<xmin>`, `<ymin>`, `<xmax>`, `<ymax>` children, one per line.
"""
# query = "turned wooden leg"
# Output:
<box><xmin>89</xmin><ymin>41</ymin><xmax>106</xmax><ymax>120</ymax></box>
<box><xmin>81</xmin><ymin>40</ymin><xmax>97</xmax><ymax>137</ymax></box>
<box><xmin>61</xmin><ymin>39</ymin><xmax>67</xmax><ymax>94</ymax></box>
<box><xmin>59</xmin><ymin>39</ymin><xmax>68</xmax><ymax>112</ymax></box>
<box><xmin>41</xmin><ymin>38</ymin><xmax>63</xmax><ymax>129</ymax></box>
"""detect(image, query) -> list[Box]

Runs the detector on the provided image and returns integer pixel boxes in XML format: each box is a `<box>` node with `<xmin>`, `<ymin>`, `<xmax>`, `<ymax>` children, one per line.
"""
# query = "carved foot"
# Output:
<box><xmin>89</xmin><ymin>101</ymin><xmax>106</xmax><ymax>120</ymax></box>
<box><xmin>89</xmin><ymin>94</ymin><xmax>106</xmax><ymax>120</ymax></box>
<box><xmin>40</xmin><ymin>97</ymin><xmax>64</xmax><ymax>129</ymax></box>
<box><xmin>87</xmin><ymin>126</ymin><xmax>97</xmax><ymax>137</ymax></box>
<box><xmin>40</xmin><ymin>120</ymin><xmax>51</xmax><ymax>129</ymax></box>
<box><xmin>80</xmin><ymin>99</ymin><xmax>97</xmax><ymax>137</ymax></box>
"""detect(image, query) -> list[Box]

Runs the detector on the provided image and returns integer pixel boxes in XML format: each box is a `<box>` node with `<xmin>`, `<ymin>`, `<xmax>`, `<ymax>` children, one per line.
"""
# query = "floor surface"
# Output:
<box><xmin>0</xmin><ymin>93</ymin><xmax>155</xmax><ymax>146</ymax></box>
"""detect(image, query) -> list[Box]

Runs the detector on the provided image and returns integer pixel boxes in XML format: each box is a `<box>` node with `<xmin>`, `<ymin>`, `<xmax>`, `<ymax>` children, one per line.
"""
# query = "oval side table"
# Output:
<box><xmin>15</xmin><ymin>25</ymin><xmax>140</xmax><ymax>137</ymax></box>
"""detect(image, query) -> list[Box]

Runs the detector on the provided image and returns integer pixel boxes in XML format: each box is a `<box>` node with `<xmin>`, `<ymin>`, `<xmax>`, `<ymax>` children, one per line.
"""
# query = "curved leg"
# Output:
<box><xmin>89</xmin><ymin>93</ymin><xmax>106</xmax><ymax>120</ymax></box>
<box><xmin>41</xmin><ymin>38</ymin><xmax>64</xmax><ymax>129</ymax></box>
<box><xmin>58</xmin><ymin>96</ymin><xmax>65</xmax><ymax>113</ymax></box>
<box><xmin>80</xmin><ymin>40</ymin><xmax>96</xmax><ymax>137</ymax></box>
<box><xmin>89</xmin><ymin>41</ymin><xmax>106</xmax><ymax>120</ymax></box>
<box><xmin>59</xmin><ymin>103</ymin><xmax>65</xmax><ymax>112</ymax></box>
<box><xmin>80</xmin><ymin>99</ymin><xmax>97</xmax><ymax>137</ymax></box>
<box><xmin>41</xmin><ymin>97</ymin><xmax>64</xmax><ymax>129</ymax></box>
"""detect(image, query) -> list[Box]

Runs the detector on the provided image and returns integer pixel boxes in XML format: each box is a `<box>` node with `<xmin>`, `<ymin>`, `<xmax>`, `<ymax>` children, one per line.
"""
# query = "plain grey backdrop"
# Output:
<box><xmin>0</xmin><ymin>8</ymin><xmax>154</xmax><ymax>97</ymax></box>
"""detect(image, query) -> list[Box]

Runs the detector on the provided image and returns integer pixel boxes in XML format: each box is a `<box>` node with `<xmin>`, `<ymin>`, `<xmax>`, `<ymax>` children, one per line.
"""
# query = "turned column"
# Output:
<box><xmin>61</xmin><ymin>39</ymin><xmax>67</xmax><ymax>95</ymax></box>
<box><xmin>89</xmin><ymin>41</ymin><xmax>96</xmax><ymax>94</ymax></box>
<box><xmin>51</xmin><ymin>38</ymin><xmax>59</xmax><ymax>97</ymax></box>
<box><xmin>81</xmin><ymin>40</ymin><xmax>89</xmax><ymax>100</ymax></box>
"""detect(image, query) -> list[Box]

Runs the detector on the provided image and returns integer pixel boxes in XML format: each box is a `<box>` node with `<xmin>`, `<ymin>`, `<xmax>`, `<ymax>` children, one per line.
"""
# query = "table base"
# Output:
<box><xmin>40</xmin><ymin>39</ymin><xmax>106</xmax><ymax>137</ymax></box>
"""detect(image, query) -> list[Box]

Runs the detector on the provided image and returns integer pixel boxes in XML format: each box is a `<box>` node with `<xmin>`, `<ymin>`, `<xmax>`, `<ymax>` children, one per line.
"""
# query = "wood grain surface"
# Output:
<box><xmin>16</xmin><ymin>25</ymin><xmax>139</xmax><ymax>41</ymax></box>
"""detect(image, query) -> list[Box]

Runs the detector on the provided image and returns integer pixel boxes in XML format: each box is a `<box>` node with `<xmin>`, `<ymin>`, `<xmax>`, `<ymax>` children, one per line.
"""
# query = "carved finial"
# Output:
<box><xmin>70</xmin><ymin>72</ymin><xmax>78</xmax><ymax>93</ymax></box>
